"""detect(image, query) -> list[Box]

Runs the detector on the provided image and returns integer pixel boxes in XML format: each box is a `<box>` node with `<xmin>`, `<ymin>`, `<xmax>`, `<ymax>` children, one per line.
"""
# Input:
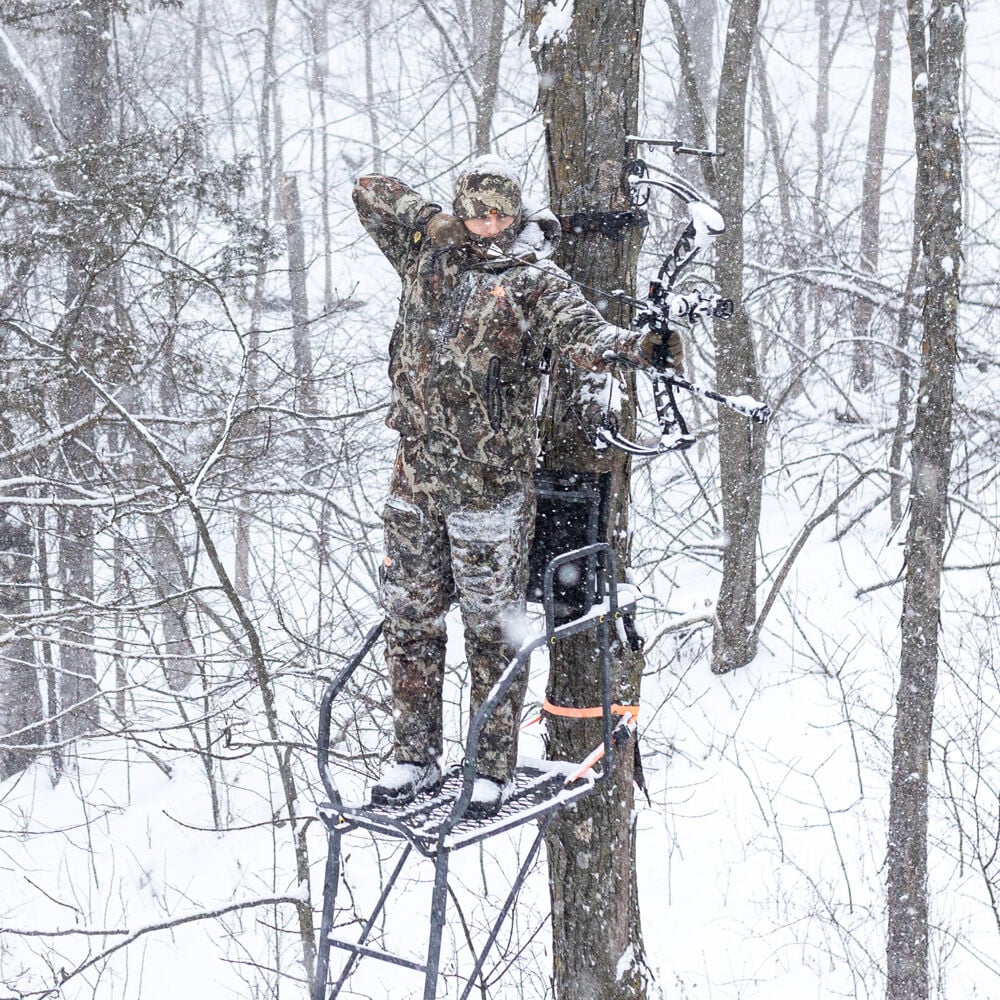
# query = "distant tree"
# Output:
<box><xmin>851</xmin><ymin>0</ymin><xmax>896</xmax><ymax>390</ymax></box>
<box><xmin>669</xmin><ymin>0</ymin><xmax>764</xmax><ymax>673</ymax></box>
<box><xmin>0</xmin><ymin>24</ymin><xmax>60</xmax><ymax>776</ymax></box>
<box><xmin>469</xmin><ymin>0</ymin><xmax>506</xmax><ymax>155</ymax></box>
<box><xmin>885</xmin><ymin>3</ymin><xmax>965</xmax><ymax>1000</ymax></box>
<box><xmin>708</xmin><ymin>0</ymin><xmax>765</xmax><ymax>675</ymax></box>
<box><xmin>0</xmin><ymin>506</ymin><xmax>41</xmax><ymax>780</ymax></box>
<box><xmin>416</xmin><ymin>0</ymin><xmax>507</xmax><ymax>156</ymax></box>
<box><xmin>56</xmin><ymin>0</ymin><xmax>115</xmax><ymax>739</ymax></box>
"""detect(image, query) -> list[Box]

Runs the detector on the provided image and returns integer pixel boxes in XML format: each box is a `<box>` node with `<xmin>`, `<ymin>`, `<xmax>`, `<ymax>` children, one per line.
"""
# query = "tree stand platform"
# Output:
<box><xmin>313</xmin><ymin>543</ymin><xmax>640</xmax><ymax>1000</ymax></box>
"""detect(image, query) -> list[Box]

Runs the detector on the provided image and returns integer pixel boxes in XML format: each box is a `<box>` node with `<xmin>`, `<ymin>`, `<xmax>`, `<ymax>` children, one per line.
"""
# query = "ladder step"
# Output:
<box><xmin>326</xmin><ymin>935</ymin><xmax>427</xmax><ymax>973</ymax></box>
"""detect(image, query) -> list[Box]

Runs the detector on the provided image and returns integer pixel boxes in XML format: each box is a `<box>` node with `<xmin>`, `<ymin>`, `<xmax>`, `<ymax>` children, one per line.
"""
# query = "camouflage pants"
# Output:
<box><xmin>380</xmin><ymin>441</ymin><xmax>534</xmax><ymax>782</ymax></box>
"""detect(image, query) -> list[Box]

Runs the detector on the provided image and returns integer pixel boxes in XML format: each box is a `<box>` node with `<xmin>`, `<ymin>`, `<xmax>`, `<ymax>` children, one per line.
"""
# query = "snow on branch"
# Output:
<box><xmin>0</xmin><ymin>895</ymin><xmax>307</xmax><ymax>992</ymax></box>
<box><xmin>0</xmin><ymin>25</ymin><xmax>63</xmax><ymax>156</ymax></box>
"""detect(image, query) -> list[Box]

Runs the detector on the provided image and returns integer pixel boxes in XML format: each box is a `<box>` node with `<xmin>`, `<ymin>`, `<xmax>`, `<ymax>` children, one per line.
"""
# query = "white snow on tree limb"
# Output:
<box><xmin>0</xmin><ymin>26</ymin><xmax>63</xmax><ymax>155</ymax></box>
<box><xmin>537</xmin><ymin>0</ymin><xmax>573</xmax><ymax>45</ymax></box>
<box><xmin>616</xmin><ymin>944</ymin><xmax>635</xmax><ymax>981</ymax></box>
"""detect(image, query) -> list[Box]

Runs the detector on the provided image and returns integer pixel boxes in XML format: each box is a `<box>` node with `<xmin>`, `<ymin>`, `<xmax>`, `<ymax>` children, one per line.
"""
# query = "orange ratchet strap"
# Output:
<box><xmin>520</xmin><ymin>701</ymin><xmax>640</xmax><ymax>732</ymax></box>
<box><xmin>537</xmin><ymin>700</ymin><xmax>641</xmax><ymax>784</ymax></box>
<box><xmin>542</xmin><ymin>698</ymin><xmax>640</xmax><ymax>721</ymax></box>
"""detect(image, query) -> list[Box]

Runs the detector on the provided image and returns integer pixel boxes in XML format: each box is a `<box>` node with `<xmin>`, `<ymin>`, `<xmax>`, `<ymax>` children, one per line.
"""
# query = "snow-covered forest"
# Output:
<box><xmin>0</xmin><ymin>0</ymin><xmax>996</xmax><ymax>998</ymax></box>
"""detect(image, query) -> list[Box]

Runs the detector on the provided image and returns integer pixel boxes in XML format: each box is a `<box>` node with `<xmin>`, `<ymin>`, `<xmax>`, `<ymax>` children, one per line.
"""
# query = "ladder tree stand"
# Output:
<box><xmin>313</xmin><ymin>542</ymin><xmax>641</xmax><ymax>1000</ymax></box>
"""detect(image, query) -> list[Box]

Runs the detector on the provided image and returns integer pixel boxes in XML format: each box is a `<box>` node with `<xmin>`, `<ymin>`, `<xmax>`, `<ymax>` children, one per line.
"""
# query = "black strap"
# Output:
<box><xmin>558</xmin><ymin>209</ymin><xmax>648</xmax><ymax>242</ymax></box>
<box><xmin>620</xmin><ymin>610</ymin><xmax>644</xmax><ymax>653</ymax></box>
<box><xmin>633</xmin><ymin>735</ymin><xmax>651</xmax><ymax>805</ymax></box>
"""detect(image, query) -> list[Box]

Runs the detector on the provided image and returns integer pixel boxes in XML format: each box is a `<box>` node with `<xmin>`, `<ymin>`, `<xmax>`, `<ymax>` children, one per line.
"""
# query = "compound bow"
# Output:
<box><xmin>595</xmin><ymin>147</ymin><xmax>771</xmax><ymax>458</ymax></box>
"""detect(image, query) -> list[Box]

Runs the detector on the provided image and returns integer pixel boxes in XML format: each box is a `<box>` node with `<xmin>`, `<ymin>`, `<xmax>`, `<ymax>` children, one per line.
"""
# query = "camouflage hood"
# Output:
<box><xmin>506</xmin><ymin>198</ymin><xmax>561</xmax><ymax>262</ymax></box>
<box><xmin>453</xmin><ymin>156</ymin><xmax>523</xmax><ymax>221</ymax></box>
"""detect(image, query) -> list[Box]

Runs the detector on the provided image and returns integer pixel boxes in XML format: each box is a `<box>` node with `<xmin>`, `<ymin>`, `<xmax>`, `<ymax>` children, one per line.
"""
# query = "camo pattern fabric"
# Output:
<box><xmin>353</xmin><ymin>174</ymin><xmax>651</xmax><ymax>474</ymax></box>
<box><xmin>380</xmin><ymin>441</ymin><xmax>533</xmax><ymax>782</ymax></box>
<box><xmin>452</xmin><ymin>171</ymin><xmax>521</xmax><ymax>220</ymax></box>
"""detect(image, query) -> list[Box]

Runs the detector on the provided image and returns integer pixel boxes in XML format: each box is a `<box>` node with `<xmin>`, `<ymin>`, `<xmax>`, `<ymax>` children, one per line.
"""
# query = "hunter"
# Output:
<box><xmin>353</xmin><ymin>156</ymin><xmax>681</xmax><ymax>818</ymax></box>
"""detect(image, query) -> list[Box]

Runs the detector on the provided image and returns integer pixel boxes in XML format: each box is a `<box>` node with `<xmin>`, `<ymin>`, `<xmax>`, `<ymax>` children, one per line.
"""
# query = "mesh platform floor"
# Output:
<box><xmin>319</xmin><ymin>762</ymin><xmax>596</xmax><ymax>850</ymax></box>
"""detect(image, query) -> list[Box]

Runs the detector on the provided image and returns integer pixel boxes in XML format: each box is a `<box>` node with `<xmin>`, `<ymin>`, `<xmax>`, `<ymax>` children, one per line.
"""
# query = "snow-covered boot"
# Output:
<box><xmin>465</xmin><ymin>775</ymin><xmax>512</xmax><ymax>819</ymax></box>
<box><xmin>370</xmin><ymin>760</ymin><xmax>442</xmax><ymax>807</ymax></box>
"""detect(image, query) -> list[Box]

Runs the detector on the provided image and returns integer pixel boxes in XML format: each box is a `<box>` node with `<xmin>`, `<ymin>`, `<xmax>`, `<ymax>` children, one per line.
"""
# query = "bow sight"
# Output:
<box><xmin>594</xmin><ymin>141</ymin><xmax>770</xmax><ymax>458</ymax></box>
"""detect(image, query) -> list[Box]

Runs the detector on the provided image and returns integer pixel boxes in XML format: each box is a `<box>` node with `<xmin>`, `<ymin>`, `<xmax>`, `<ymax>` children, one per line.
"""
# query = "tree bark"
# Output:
<box><xmin>885</xmin><ymin>3</ymin><xmax>965</xmax><ymax>1000</ymax></box>
<box><xmin>708</xmin><ymin>0</ymin><xmax>765</xmax><ymax>674</ymax></box>
<box><xmin>851</xmin><ymin>0</ymin><xmax>896</xmax><ymax>390</ymax></box>
<box><xmin>0</xmin><ymin>506</ymin><xmax>42</xmax><ymax>780</ymax></box>
<box><xmin>525</xmin><ymin>3</ymin><xmax>649</xmax><ymax>997</ymax></box>
<box><xmin>57</xmin><ymin>0</ymin><xmax>114</xmax><ymax>739</ymax></box>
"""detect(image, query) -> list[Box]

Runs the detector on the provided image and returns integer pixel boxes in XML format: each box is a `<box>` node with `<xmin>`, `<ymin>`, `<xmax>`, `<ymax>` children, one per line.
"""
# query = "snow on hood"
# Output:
<box><xmin>456</xmin><ymin>154</ymin><xmax>524</xmax><ymax>191</ymax></box>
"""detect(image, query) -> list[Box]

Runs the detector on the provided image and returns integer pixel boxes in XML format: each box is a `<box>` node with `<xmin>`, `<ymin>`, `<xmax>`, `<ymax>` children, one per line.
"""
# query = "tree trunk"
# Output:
<box><xmin>885</xmin><ymin>4</ymin><xmax>964</xmax><ymax>1000</ymax></box>
<box><xmin>524</xmin><ymin>3</ymin><xmax>649</xmax><ymax>997</ymax></box>
<box><xmin>708</xmin><ymin>0</ymin><xmax>765</xmax><ymax>674</ymax></box>
<box><xmin>361</xmin><ymin>0</ymin><xmax>383</xmax><ymax>173</ymax></box>
<box><xmin>57</xmin><ymin>0</ymin><xmax>114</xmax><ymax>739</ymax></box>
<box><xmin>279</xmin><ymin>172</ymin><xmax>322</xmax><ymax>469</ymax></box>
<box><xmin>754</xmin><ymin>41</ymin><xmax>805</xmax><ymax>384</ymax></box>
<box><xmin>810</xmin><ymin>0</ymin><xmax>831</xmax><ymax>352</ymax></box>
<box><xmin>674</xmin><ymin>0</ymin><xmax>714</xmax><ymax>185</ymax></box>
<box><xmin>236</xmin><ymin>0</ymin><xmax>277</xmax><ymax>598</ymax></box>
<box><xmin>308</xmin><ymin>0</ymin><xmax>336</xmax><ymax>312</ymax></box>
<box><xmin>0</xmin><ymin>24</ymin><xmax>63</xmax><ymax>156</ymax></box>
<box><xmin>0</xmin><ymin>506</ymin><xmax>42</xmax><ymax>780</ymax></box>
<box><xmin>471</xmin><ymin>0</ymin><xmax>506</xmax><ymax>155</ymax></box>
<box><xmin>0</xmin><ymin>29</ymin><xmax>58</xmax><ymax>775</ymax></box>
<box><xmin>667</xmin><ymin>0</ymin><xmax>764</xmax><ymax>672</ymax></box>
<box><xmin>851</xmin><ymin>0</ymin><xmax>895</xmax><ymax>390</ymax></box>
<box><xmin>147</xmin><ymin>512</ymin><xmax>198</xmax><ymax>692</ymax></box>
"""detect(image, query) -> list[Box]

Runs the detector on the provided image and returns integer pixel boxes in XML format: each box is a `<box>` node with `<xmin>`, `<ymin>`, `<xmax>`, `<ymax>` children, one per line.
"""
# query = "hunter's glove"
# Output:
<box><xmin>424</xmin><ymin>212</ymin><xmax>468</xmax><ymax>248</ymax></box>
<box><xmin>640</xmin><ymin>329</ymin><xmax>685</xmax><ymax>376</ymax></box>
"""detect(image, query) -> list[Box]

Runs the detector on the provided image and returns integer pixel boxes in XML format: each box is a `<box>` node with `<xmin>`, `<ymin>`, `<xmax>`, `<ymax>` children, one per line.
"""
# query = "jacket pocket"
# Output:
<box><xmin>486</xmin><ymin>355</ymin><xmax>504</xmax><ymax>431</ymax></box>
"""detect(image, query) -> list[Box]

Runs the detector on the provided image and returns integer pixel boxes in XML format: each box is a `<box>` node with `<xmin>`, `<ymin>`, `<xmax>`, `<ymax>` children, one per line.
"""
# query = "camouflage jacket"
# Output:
<box><xmin>353</xmin><ymin>175</ymin><xmax>649</xmax><ymax>473</ymax></box>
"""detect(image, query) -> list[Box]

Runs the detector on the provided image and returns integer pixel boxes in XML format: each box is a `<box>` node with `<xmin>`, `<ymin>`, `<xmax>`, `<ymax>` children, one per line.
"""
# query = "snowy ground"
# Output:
<box><xmin>4</xmin><ymin>419</ymin><xmax>1000</xmax><ymax>999</ymax></box>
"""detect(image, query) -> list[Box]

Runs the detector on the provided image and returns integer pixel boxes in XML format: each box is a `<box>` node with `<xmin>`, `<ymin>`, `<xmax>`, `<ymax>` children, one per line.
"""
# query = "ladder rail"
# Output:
<box><xmin>542</xmin><ymin>543</ymin><xmax>621</xmax><ymax>782</ymax></box>
<box><xmin>317</xmin><ymin>618</ymin><xmax>384</xmax><ymax>811</ymax></box>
